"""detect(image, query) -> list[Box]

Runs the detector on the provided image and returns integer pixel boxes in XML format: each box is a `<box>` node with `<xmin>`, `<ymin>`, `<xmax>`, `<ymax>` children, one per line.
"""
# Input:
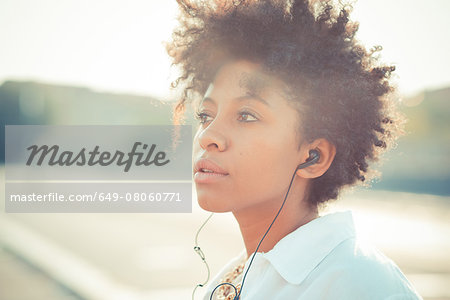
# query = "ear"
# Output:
<box><xmin>296</xmin><ymin>138</ymin><xmax>336</xmax><ymax>179</ymax></box>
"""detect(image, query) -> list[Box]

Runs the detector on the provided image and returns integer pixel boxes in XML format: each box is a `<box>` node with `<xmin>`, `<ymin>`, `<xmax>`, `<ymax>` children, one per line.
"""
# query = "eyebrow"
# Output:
<box><xmin>200</xmin><ymin>94</ymin><xmax>271</xmax><ymax>107</ymax></box>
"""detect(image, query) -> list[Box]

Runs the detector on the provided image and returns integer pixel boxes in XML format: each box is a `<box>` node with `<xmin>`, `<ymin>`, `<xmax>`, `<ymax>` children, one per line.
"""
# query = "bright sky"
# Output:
<box><xmin>1</xmin><ymin>0</ymin><xmax>449</xmax><ymax>100</ymax></box>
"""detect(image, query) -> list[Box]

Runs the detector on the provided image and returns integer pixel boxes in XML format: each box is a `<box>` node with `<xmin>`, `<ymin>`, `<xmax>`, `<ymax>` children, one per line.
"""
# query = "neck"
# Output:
<box><xmin>232</xmin><ymin>183</ymin><xmax>318</xmax><ymax>259</ymax></box>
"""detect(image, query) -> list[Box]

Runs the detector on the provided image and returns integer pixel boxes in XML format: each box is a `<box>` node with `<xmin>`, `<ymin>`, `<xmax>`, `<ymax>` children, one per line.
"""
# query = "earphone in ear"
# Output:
<box><xmin>296</xmin><ymin>149</ymin><xmax>320</xmax><ymax>170</ymax></box>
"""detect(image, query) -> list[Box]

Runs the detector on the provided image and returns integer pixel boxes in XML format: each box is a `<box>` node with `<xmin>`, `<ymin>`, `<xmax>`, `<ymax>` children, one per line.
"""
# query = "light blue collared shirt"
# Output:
<box><xmin>203</xmin><ymin>210</ymin><xmax>422</xmax><ymax>299</ymax></box>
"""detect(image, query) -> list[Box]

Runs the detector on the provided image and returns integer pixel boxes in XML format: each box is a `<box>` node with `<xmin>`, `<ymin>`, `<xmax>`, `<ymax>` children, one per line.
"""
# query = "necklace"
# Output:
<box><xmin>215</xmin><ymin>258</ymin><xmax>247</xmax><ymax>300</ymax></box>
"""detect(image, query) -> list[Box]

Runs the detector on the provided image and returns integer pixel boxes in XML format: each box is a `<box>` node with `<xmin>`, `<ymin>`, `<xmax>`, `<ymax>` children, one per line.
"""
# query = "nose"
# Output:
<box><xmin>196</xmin><ymin>123</ymin><xmax>228</xmax><ymax>152</ymax></box>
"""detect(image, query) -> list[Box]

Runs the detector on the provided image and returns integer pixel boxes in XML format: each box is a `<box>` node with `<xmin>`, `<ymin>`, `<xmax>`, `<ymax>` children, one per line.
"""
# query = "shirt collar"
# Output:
<box><xmin>260</xmin><ymin>210</ymin><xmax>356</xmax><ymax>285</ymax></box>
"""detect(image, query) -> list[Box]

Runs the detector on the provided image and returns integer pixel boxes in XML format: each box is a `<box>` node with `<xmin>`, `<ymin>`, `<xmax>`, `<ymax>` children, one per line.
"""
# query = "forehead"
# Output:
<box><xmin>212</xmin><ymin>60</ymin><xmax>270</xmax><ymax>89</ymax></box>
<box><xmin>202</xmin><ymin>60</ymin><xmax>288</xmax><ymax>101</ymax></box>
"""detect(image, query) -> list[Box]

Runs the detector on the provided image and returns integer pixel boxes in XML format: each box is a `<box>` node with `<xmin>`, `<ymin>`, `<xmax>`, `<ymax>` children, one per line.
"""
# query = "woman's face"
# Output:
<box><xmin>193</xmin><ymin>60</ymin><xmax>307</xmax><ymax>213</ymax></box>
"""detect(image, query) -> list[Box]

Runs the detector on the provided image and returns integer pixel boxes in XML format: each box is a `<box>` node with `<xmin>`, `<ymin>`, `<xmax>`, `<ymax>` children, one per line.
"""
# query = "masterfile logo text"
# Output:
<box><xmin>5</xmin><ymin>125</ymin><xmax>192</xmax><ymax>213</ymax></box>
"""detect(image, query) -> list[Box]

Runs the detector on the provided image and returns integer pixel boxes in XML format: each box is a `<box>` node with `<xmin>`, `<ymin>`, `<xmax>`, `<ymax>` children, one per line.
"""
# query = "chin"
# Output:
<box><xmin>197</xmin><ymin>195</ymin><xmax>231</xmax><ymax>213</ymax></box>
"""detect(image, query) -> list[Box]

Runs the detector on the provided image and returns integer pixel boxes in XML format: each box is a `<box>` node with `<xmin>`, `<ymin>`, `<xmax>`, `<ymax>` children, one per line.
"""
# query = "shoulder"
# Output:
<box><xmin>309</xmin><ymin>237</ymin><xmax>422</xmax><ymax>299</ymax></box>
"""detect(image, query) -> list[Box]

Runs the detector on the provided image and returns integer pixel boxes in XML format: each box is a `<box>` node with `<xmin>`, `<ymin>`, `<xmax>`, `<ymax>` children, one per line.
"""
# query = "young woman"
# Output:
<box><xmin>167</xmin><ymin>0</ymin><xmax>422</xmax><ymax>299</ymax></box>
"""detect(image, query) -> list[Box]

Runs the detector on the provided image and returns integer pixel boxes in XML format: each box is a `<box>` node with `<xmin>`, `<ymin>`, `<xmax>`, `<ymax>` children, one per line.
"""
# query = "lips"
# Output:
<box><xmin>194</xmin><ymin>158</ymin><xmax>229</xmax><ymax>175</ymax></box>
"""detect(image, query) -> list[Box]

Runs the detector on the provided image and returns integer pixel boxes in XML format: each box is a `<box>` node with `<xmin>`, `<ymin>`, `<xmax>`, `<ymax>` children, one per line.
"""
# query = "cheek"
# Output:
<box><xmin>233</xmin><ymin>138</ymin><xmax>295</xmax><ymax>194</ymax></box>
<box><xmin>238</xmin><ymin>132</ymin><xmax>296</xmax><ymax>169</ymax></box>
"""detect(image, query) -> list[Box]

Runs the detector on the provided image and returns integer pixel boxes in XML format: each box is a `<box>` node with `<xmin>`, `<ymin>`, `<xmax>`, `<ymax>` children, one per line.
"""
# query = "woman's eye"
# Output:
<box><xmin>195</xmin><ymin>111</ymin><xmax>213</xmax><ymax>124</ymax></box>
<box><xmin>237</xmin><ymin>111</ymin><xmax>258</xmax><ymax>122</ymax></box>
<box><xmin>195</xmin><ymin>110</ymin><xmax>258</xmax><ymax>124</ymax></box>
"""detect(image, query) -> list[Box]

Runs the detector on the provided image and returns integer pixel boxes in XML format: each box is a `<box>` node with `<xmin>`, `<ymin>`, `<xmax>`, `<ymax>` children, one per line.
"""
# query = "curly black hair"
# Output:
<box><xmin>166</xmin><ymin>0</ymin><xmax>403</xmax><ymax>207</ymax></box>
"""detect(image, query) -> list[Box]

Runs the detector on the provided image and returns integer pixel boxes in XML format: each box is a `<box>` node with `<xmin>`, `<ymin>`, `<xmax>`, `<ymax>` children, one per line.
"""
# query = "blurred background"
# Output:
<box><xmin>0</xmin><ymin>0</ymin><xmax>449</xmax><ymax>299</ymax></box>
